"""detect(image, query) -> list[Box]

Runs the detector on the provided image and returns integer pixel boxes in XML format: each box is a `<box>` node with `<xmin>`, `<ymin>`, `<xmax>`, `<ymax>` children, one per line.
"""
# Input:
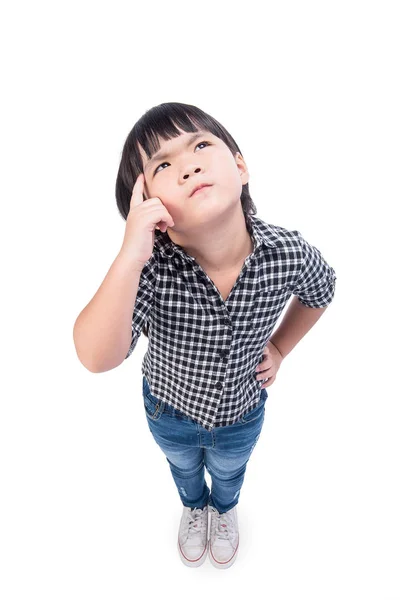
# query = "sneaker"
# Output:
<box><xmin>208</xmin><ymin>505</ymin><xmax>239</xmax><ymax>569</ymax></box>
<box><xmin>177</xmin><ymin>506</ymin><xmax>209</xmax><ymax>567</ymax></box>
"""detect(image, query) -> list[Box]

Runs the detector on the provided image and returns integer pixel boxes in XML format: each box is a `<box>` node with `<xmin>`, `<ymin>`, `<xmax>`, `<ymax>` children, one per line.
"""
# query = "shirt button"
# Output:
<box><xmin>215</xmin><ymin>382</ymin><xmax>223</xmax><ymax>391</ymax></box>
<box><xmin>224</xmin><ymin>318</ymin><xmax>230</xmax><ymax>325</ymax></box>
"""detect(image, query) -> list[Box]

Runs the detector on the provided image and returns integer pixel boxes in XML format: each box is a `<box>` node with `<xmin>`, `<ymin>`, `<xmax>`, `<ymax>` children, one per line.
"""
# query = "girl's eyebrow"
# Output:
<box><xmin>145</xmin><ymin>131</ymin><xmax>208</xmax><ymax>173</ymax></box>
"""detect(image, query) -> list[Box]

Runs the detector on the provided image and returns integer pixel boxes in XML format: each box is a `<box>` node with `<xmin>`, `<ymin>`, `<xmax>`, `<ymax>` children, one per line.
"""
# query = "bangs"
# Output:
<box><xmin>133</xmin><ymin>103</ymin><xmax>224</xmax><ymax>169</ymax></box>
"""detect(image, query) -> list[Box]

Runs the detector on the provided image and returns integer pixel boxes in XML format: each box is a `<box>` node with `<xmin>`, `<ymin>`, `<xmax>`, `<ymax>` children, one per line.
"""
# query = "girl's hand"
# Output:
<box><xmin>120</xmin><ymin>173</ymin><xmax>175</xmax><ymax>266</ymax></box>
<box><xmin>255</xmin><ymin>340</ymin><xmax>283</xmax><ymax>388</ymax></box>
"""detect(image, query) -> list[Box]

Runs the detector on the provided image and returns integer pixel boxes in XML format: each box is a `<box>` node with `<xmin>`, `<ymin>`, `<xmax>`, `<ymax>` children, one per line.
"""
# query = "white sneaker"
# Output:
<box><xmin>208</xmin><ymin>505</ymin><xmax>239</xmax><ymax>569</ymax></box>
<box><xmin>177</xmin><ymin>506</ymin><xmax>208</xmax><ymax>567</ymax></box>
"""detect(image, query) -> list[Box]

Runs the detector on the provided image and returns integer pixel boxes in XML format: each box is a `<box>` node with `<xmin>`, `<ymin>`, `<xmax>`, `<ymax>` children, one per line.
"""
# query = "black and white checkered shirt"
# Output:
<box><xmin>125</xmin><ymin>214</ymin><xmax>337</xmax><ymax>431</ymax></box>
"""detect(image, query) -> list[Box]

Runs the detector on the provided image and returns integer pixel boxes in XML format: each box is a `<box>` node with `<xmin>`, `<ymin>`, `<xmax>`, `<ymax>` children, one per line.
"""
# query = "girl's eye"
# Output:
<box><xmin>153</xmin><ymin>141</ymin><xmax>211</xmax><ymax>175</ymax></box>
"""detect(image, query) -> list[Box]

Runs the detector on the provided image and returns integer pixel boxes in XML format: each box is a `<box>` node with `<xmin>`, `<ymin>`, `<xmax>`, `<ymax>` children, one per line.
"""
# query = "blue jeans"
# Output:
<box><xmin>142</xmin><ymin>376</ymin><xmax>268</xmax><ymax>515</ymax></box>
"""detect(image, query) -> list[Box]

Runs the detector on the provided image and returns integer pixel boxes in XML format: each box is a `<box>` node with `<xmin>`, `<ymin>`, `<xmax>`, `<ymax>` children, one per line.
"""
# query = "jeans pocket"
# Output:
<box><xmin>239</xmin><ymin>394</ymin><xmax>267</xmax><ymax>424</ymax></box>
<box><xmin>142</xmin><ymin>376</ymin><xmax>164</xmax><ymax>421</ymax></box>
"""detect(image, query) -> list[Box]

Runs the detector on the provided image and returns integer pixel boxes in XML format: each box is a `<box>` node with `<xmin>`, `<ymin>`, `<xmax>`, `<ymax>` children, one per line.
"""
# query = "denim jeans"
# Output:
<box><xmin>142</xmin><ymin>376</ymin><xmax>268</xmax><ymax>515</ymax></box>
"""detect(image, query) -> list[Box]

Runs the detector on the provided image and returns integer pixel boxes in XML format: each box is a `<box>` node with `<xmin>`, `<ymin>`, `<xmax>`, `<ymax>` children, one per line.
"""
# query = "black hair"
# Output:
<box><xmin>115</xmin><ymin>102</ymin><xmax>259</xmax><ymax>339</ymax></box>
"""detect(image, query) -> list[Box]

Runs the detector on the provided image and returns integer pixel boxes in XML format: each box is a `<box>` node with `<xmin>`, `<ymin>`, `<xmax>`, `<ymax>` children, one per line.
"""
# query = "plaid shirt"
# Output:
<box><xmin>125</xmin><ymin>214</ymin><xmax>337</xmax><ymax>431</ymax></box>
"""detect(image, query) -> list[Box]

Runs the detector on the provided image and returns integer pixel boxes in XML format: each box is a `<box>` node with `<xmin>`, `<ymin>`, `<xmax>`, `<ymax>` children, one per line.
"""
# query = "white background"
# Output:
<box><xmin>1</xmin><ymin>1</ymin><xmax>399</xmax><ymax>598</ymax></box>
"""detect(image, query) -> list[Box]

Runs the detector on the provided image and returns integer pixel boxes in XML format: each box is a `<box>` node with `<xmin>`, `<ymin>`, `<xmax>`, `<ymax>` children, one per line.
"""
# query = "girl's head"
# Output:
<box><xmin>115</xmin><ymin>102</ymin><xmax>258</xmax><ymax>236</ymax></box>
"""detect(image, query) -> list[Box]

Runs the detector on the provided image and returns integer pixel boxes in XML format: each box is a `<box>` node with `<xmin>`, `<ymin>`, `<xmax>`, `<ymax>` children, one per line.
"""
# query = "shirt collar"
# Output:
<box><xmin>154</xmin><ymin>213</ymin><xmax>280</xmax><ymax>260</ymax></box>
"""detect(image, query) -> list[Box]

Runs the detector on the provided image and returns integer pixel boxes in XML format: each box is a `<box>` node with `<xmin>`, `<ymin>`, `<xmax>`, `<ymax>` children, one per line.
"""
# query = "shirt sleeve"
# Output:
<box><xmin>290</xmin><ymin>231</ymin><xmax>337</xmax><ymax>308</ymax></box>
<box><xmin>124</xmin><ymin>253</ymin><xmax>158</xmax><ymax>359</ymax></box>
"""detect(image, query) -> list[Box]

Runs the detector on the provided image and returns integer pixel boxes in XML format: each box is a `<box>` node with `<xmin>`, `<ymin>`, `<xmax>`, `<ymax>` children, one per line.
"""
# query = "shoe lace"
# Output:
<box><xmin>210</xmin><ymin>508</ymin><xmax>235</xmax><ymax>541</ymax></box>
<box><xmin>186</xmin><ymin>507</ymin><xmax>207</xmax><ymax>537</ymax></box>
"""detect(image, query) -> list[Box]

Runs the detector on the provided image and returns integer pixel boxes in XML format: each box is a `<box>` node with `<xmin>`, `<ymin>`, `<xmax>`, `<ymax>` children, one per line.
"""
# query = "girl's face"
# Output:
<box><xmin>138</xmin><ymin>128</ymin><xmax>249</xmax><ymax>235</ymax></box>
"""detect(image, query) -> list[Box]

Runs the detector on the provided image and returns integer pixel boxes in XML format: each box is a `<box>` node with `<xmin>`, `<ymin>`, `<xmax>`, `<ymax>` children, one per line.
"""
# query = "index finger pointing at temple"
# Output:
<box><xmin>130</xmin><ymin>173</ymin><xmax>145</xmax><ymax>207</ymax></box>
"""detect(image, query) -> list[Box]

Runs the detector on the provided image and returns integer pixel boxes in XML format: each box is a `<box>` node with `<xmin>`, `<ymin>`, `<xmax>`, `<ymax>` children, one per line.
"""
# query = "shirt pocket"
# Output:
<box><xmin>246</xmin><ymin>286</ymin><xmax>291</xmax><ymax>342</ymax></box>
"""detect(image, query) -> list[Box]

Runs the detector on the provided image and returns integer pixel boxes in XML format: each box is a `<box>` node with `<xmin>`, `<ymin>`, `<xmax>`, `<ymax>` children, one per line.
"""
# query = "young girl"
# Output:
<box><xmin>73</xmin><ymin>102</ymin><xmax>337</xmax><ymax>569</ymax></box>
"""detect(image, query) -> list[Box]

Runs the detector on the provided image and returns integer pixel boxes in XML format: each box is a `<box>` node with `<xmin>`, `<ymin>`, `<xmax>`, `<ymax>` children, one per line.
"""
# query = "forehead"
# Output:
<box><xmin>141</xmin><ymin>129</ymin><xmax>219</xmax><ymax>173</ymax></box>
